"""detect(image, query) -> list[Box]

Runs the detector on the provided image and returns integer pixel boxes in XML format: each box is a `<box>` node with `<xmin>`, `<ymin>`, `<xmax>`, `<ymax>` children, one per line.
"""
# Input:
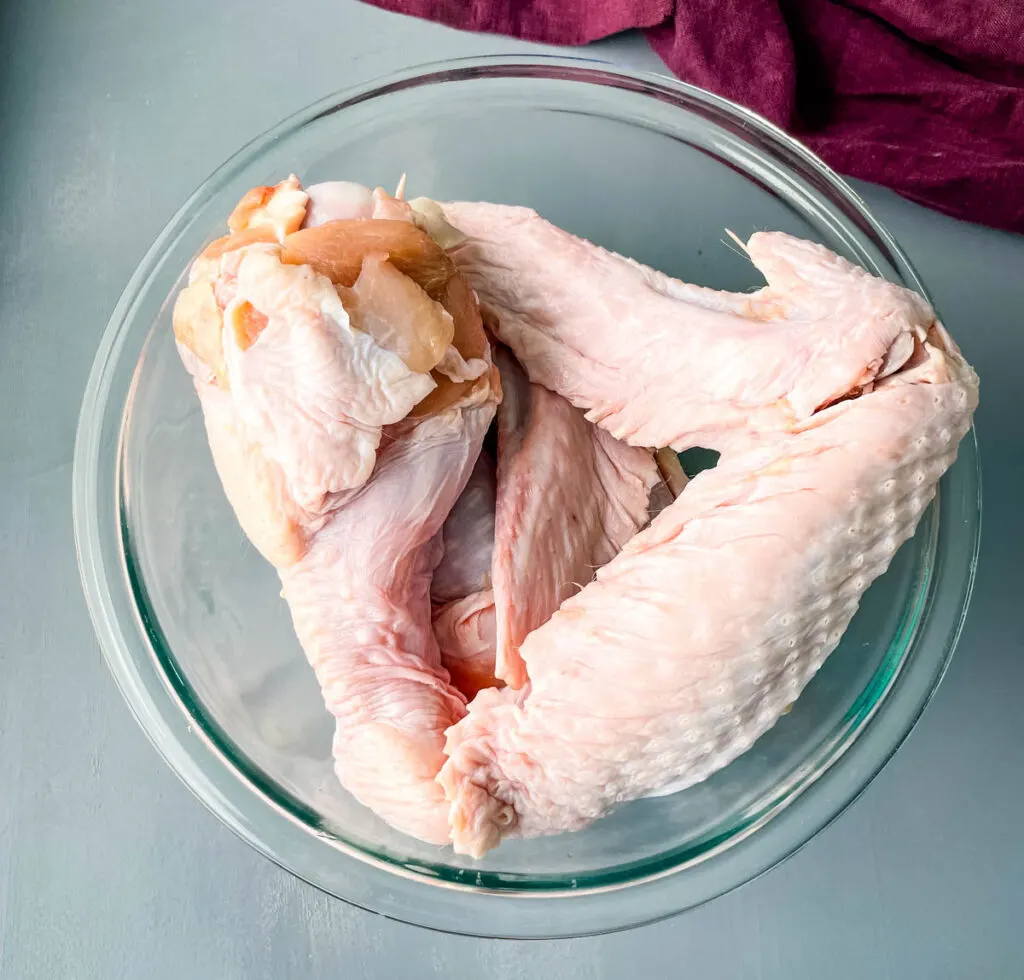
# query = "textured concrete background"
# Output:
<box><xmin>1</xmin><ymin>1</ymin><xmax>1022</xmax><ymax>976</ymax></box>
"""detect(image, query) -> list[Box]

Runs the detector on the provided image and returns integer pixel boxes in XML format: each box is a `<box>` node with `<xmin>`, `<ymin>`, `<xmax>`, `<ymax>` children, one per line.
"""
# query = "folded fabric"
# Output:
<box><xmin>363</xmin><ymin>0</ymin><xmax>1024</xmax><ymax>232</ymax></box>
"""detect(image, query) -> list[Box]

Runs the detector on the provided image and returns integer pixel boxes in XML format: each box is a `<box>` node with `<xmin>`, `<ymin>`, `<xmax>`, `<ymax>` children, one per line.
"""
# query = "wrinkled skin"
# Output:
<box><xmin>442</xmin><ymin>326</ymin><xmax>977</xmax><ymax>856</ymax></box>
<box><xmin>432</xmin><ymin>590</ymin><xmax>500</xmax><ymax>702</ymax></box>
<box><xmin>281</xmin><ymin>401</ymin><xmax>492</xmax><ymax>841</ymax></box>
<box><xmin>444</xmin><ymin>203</ymin><xmax>933</xmax><ymax>454</ymax></box>
<box><xmin>490</xmin><ymin>347</ymin><xmax>658</xmax><ymax>688</ymax></box>
<box><xmin>179</xmin><ymin>182</ymin><xmax>978</xmax><ymax>857</ymax></box>
<box><xmin>431</xmin><ymin>452</ymin><xmax>501</xmax><ymax>699</ymax></box>
<box><xmin>174</xmin><ymin>178</ymin><xmax>498</xmax><ymax>843</ymax></box>
<box><xmin>431</xmin><ymin>351</ymin><xmax>659</xmax><ymax>695</ymax></box>
<box><xmin>433</xmin><ymin>451</ymin><xmax>497</xmax><ymax>605</ymax></box>
<box><xmin>437</xmin><ymin>203</ymin><xmax>978</xmax><ymax>856</ymax></box>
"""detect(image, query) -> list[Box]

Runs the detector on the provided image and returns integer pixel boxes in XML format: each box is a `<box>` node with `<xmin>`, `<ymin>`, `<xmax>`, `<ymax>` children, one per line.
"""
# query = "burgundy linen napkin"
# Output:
<box><xmin>362</xmin><ymin>0</ymin><xmax>1024</xmax><ymax>232</ymax></box>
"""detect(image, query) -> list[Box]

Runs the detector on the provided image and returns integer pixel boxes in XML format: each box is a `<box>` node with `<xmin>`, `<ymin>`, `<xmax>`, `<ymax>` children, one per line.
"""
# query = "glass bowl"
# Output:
<box><xmin>73</xmin><ymin>56</ymin><xmax>981</xmax><ymax>938</ymax></box>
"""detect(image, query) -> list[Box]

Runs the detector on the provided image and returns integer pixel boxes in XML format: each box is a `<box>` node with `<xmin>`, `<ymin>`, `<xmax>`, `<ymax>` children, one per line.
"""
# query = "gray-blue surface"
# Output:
<box><xmin>1</xmin><ymin>1</ymin><xmax>1022</xmax><ymax>977</ymax></box>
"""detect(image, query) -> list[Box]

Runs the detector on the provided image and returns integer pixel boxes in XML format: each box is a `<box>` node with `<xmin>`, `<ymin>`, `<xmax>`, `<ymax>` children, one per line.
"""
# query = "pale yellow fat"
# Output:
<box><xmin>339</xmin><ymin>254</ymin><xmax>454</xmax><ymax>374</ymax></box>
<box><xmin>172</xmin><ymin>279</ymin><xmax>227</xmax><ymax>385</ymax></box>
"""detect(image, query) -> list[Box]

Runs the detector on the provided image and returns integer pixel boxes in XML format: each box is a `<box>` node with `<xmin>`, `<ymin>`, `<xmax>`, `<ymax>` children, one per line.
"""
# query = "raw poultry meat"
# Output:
<box><xmin>432</xmin><ymin>589</ymin><xmax>500</xmax><ymax>701</ymax></box>
<box><xmin>175</xmin><ymin>178</ymin><xmax>977</xmax><ymax>857</ymax></box>
<box><xmin>444</xmin><ymin>203</ymin><xmax>931</xmax><ymax>455</ymax></box>
<box><xmin>431</xmin><ymin>348</ymin><xmax>660</xmax><ymax>695</ymax></box>
<box><xmin>435</xmin><ymin>205</ymin><xmax>978</xmax><ymax>856</ymax></box>
<box><xmin>431</xmin><ymin>451</ymin><xmax>501</xmax><ymax>699</ymax></box>
<box><xmin>280</xmin><ymin>401</ymin><xmax>491</xmax><ymax>841</ymax></box>
<box><xmin>489</xmin><ymin>346</ymin><xmax>659</xmax><ymax>688</ymax></box>
<box><xmin>433</xmin><ymin>451</ymin><xmax>497</xmax><ymax>605</ymax></box>
<box><xmin>173</xmin><ymin>177</ymin><xmax>499</xmax><ymax>842</ymax></box>
<box><xmin>441</xmin><ymin>325</ymin><xmax>977</xmax><ymax>855</ymax></box>
<box><xmin>297</xmin><ymin>182</ymin><xmax>500</xmax><ymax>698</ymax></box>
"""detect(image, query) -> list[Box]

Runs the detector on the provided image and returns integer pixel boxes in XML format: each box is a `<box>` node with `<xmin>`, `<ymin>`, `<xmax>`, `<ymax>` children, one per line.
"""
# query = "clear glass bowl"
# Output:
<box><xmin>73</xmin><ymin>56</ymin><xmax>981</xmax><ymax>938</ymax></box>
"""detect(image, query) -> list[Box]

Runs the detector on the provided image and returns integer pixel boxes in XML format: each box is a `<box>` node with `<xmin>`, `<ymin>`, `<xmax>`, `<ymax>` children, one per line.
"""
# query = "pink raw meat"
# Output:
<box><xmin>433</xmin><ymin>451</ymin><xmax>497</xmax><ymax>604</ymax></box>
<box><xmin>178</xmin><ymin>181</ymin><xmax>979</xmax><ymax>857</ymax></box>
<box><xmin>442</xmin><ymin>324</ymin><xmax>977</xmax><ymax>855</ymax></box>
<box><xmin>432</xmin><ymin>590</ymin><xmax>499</xmax><ymax>701</ymax></box>
<box><xmin>431</xmin><ymin>346</ymin><xmax>660</xmax><ymax>694</ymax></box>
<box><xmin>281</xmin><ymin>402</ymin><xmax>492</xmax><ymax>841</ymax></box>
<box><xmin>491</xmin><ymin>345</ymin><xmax>659</xmax><ymax>688</ymax></box>
<box><xmin>444</xmin><ymin>202</ymin><xmax>930</xmax><ymax>454</ymax></box>
<box><xmin>432</xmin><ymin>207</ymin><xmax>978</xmax><ymax>856</ymax></box>
<box><xmin>431</xmin><ymin>451</ymin><xmax>501</xmax><ymax>699</ymax></box>
<box><xmin>174</xmin><ymin>180</ymin><xmax>498</xmax><ymax>843</ymax></box>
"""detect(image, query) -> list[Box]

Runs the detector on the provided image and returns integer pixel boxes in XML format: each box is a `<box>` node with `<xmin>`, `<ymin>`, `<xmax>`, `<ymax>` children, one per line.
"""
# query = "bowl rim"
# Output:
<box><xmin>73</xmin><ymin>53</ymin><xmax>982</xmax><ymax>938</ymax></box>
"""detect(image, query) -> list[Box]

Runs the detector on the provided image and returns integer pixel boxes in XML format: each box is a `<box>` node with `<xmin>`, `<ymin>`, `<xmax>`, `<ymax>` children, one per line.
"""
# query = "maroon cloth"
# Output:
<box><xmin>362</xmin><ymin>0</ymin><xmax>1024</xmax><ymax>232</ymax></box>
